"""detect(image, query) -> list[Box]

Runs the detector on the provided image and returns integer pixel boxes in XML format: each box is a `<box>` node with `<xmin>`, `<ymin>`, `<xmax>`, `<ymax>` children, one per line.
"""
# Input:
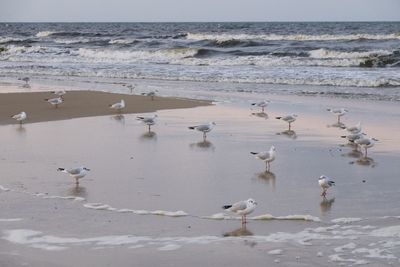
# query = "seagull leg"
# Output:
<box><xmin>262</xmin><ymin>107</ymin><xmax>264</xmax><ymax>112</ymax></box>
<box><xmin>203</xmin><ymin>132</ymin><xmax>206</xmax><ymax>141</ymax></box>
<box><xmin>148</xmin><ymin>125</ymin><xmax>151</xmax><ymax>132</ymax></box>
<box><xmin>288</xmin><ymin>122</ymin><xmax>291</xmax><ymax>131</ymax></box>
<box><xmin>75</xmin><ymin>178</ymin><xmax>79</xmax><ymax>186</ymax></box>
<box><xmin>365</xmin><ymin>148</ymin><xmax>368</xmax><ymax>158</ymax></box>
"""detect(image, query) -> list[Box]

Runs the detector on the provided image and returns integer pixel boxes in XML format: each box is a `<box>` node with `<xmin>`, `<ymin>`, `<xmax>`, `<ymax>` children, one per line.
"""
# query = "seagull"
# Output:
<box><xmin>44</xmin><ymin>97</ymin><xmax>63</xmax><ymax>108</ymax></box>
<box><xmin>109</xmin><ymin>99</ymin><xmax>125</xmax><ymax>112</ymax></box>
<box><xmin>137</xmin><ymin>114</ymin><xmax>158</xmax><ymax>132</ymax></box>
<box><xmin>251</xmin><ymin>100</ymin><xmax>270</xmax><ymax>112</ymax></box>
<box><xmin>318</xmin><ymin>175</ymin><xmax>335</xmax><ymax>197</ymax></box>
<box><xmin>18</xmin><ymin>77</ymin><xmax>30</xmax><ymax>85</ymax></box>
<box><xmin>57</xmin><ymin>166</ymin><xmax>90</xmax><ymax>185</ymax></box>
<box><xmin>11</xmin><ymin>111</ymin><xmax>27</xmax><ymax>124</ymax></box>
<box><xmin>223</xmin><ymin>198</ymin><xmax>257</xmax><ymax>225</ymax></box>
<box><xmin>51</xmin><ymin>90</ymin><xmax>66</xmax><ymax>98</ymax></box>
<box><xmin>275</xmin><ymin>114</ymin><xmax>297</xmax><ymax>131</ymax></box>
<box><xmin>327</xmin><ymin>108</ymin><xmax>348</xmax><ymax>123</ymax></box>
<box><xmin>251</xmin><ymin>146</ymin><xmax>276</xmax><ymax>171</ymax></box>
<box><xmin>355</xmin><ymin>136</ymin><xmax>378</xmax><ymax>157</ymax></box>
<box><xmin>344</xmin><ymin>122</ymin><xmax>362</xmax><ymax>134</ymax></box>
<box><xmin>142</xmin><ymin>91</ymin><xmax>157</xmax><ymax>100</ymax></box>
<box><xmin>188</xmin><ymin>122</ymin><xmax>216</xmax><ymax>141</ymax></box>
<box><xmin>341</xmin><ymin>132</ymin><xmax>365</xmax><ymax>144</ymax></box>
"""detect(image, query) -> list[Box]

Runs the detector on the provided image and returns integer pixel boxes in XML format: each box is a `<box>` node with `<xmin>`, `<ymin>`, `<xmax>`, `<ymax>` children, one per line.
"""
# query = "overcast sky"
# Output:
<box><xmin>1</xmin><ymin>0</ymin><xmax>399</xmax><ymax>22</ymax></box>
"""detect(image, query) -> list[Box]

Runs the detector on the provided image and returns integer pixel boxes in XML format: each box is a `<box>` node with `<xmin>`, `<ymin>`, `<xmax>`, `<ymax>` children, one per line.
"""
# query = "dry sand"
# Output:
<box><xmin>0</xmin><ymin>90</ymin><xmax>211</xmax><ymax>125</ymax></box>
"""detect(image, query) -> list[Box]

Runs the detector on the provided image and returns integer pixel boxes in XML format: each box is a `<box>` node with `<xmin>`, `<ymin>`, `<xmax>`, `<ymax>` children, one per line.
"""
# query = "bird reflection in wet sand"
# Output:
<box><xmin>352</xmin><ymin>156</ymin><xmax>376</xmax><ymax>167</ymax></box>
<box><xmin>223</xmin><ymin>225</ymin><xmax>254</xmax><ymax>237</ymax></box>
<box><xmin>111</xmin><ymin>114</ymin><xmax>125</xmax><ymax>124</ymax></box>
<box><xmin>67</xmin><ymin>185</ymin><xmax>87</xmax><ymax>198</ymax></box>
<box><xmin>327</xmin><ymin>122</ymin><xmax>346</xmax><ymax>129</ymax></box>
<box><xmin>277</xmin><ymin>130</ymin><xmax>297</xmax><ymax>139</ymax></box>
<box><xmin>320</xmin><ymin>197</ymin><xmax>335</xmax><ymax>213</ymax></box>
<box><xmin>189</xmin><ymin>140</ymin><xmax>215</xmax><ymax>151</ymax></box>
<box><xmin>341</xmin><ymin>148</ymin><xmax>363</xmax><ymax>159</ymax></box>
<box><xmin>16</xmin><ymin>125</ymin><xmax>26</xmax><ymax>134</ymax></box>
<box><xmin>140</xmin><ymin>131</ymin><xmax>157</xmax><ymax>141</ymax></box>
<box><xmin>256</xmin><ymin>171</ymin><xmax>276</xmax><ymax>190</ymax></box>
<box><xmin>251</xmin><ymin>112</ymin><xmax>268</xmax><ymax>119</ymax></box>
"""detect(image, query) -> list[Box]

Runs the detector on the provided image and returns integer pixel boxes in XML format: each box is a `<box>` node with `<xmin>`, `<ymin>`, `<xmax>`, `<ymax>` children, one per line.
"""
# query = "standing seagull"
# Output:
<box><xmin>142</xmin><ymin>91</ymin><xmax>157</xmax><ymax>101</ymax></box>
<box><xmin>109</xmin><ymin>99</ymin><xmax>125</xmax><ymax>113</ymax></box>
<box><xmin>223</xmin><ymin>198</ymin><xmax>257</xmax><ymax>225</ymax></box>
<box><xmin>18</xmin><ymin>77</ymin><xmax>30</xmax><ymax>85</ymax></box>
<box><xmin>137</xmin><ymin>114</ymin><xmax>158</xmax><ymax>132</ymax></box>
<box><xmin>251</xmin><ymin>100</ymin><xmax>270</xmax><ymax>112</ymax></box>
<box><xmin>251</xmin><ymin>146</ymin><xmax>276</xmax><ymax>171</ymax></box>
<box><xmin>327</xmin><ymin>108</ymin><xmax>348</xmax><ymax>123</ymax></box>
<box><xmin>57</xmin><ymin>166</ymin><xmax>90</xmax><ymax>185</ymax></box>
<box><xmin>44</xmin><ymin>97</ymin><xmax>63</xmax><ymax>108</ymax></box>
<box><xmin>344</xmin><ymin>122</ymin><xmax>361</xmax><ymax>134</ymax></box>
<box><xmin>275</xmin><ymin>114</ymin><xmax>297</xmax><ymax>131</ymax></box>
<box><xmin>188</xmin><ymin>122</ymin><xmax>216</xmax><ymax>141</ymax></box>
<box><xmin>51</xmin><ymin>90</ymin><xmax>66</xmax><ymax>98</ymax></box>
<box><xmin>318</xmin><ymin>175</ymin><xmax>335</xmax><ymax>197</ymax></box>
<box><xmin>355</xmin><ymin>136</ymin><xmax>378</xmax><ymax>157</ymax></box>
<box><xmin>12</xmin><ymin>111</ymin><xmax>27</xmax><ymax>124</ymax></box>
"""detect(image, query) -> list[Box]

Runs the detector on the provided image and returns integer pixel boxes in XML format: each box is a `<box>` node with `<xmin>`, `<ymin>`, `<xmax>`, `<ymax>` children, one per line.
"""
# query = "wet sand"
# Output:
<box><xmin>0</xmin><ymin>90</ymin><xmax>210</xmax><ymax>125</ymax></box>
<box><xmin>1</xmin><ymin>90</ymin><xmax>400</xmax><ymax>266</ymax></box>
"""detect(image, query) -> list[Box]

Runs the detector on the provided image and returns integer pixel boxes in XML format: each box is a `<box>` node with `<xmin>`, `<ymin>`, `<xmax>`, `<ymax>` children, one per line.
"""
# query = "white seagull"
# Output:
<box><xmin>344</xmin><ymin>122</ymin><xmax>362</xmax><ymax>134</ymax></box>
<box><xmin>188</xmin><ymin>122</ymin><xmax>216</xmax><ymax>141</ymax></box>
<box><xmin>51</xmin><ymin>90</ymin><xmax>66</xmax><ymax>98</ymax></box>
<box><xmin>57</xmin><ymin>166</ymin><xmax>90</xmax><ymax>185</ymax></box>
<box><xmin>318</xmin><ymin>175</ymin><xmax>335</xmax><ymax>197</ymax></box>
<box><xmin>327</xmin><ymin>108</ymin><xmax>348</xmax><ymax>123</ymax></box>
<box><xmin>275</xmin><ymin>114</ymin><xmax>297</xmax><ymax>131</ymax></box>
<box><xmin>137</xmin><ymin>114</ymin><xmax>158</xmax><ymax>132</ymax></box>
<box><xmin>341</xmin><ymin>132</ymin><xmax>365</xmax><ymax>144</ymax></box>
<box><xmin>142</xmin><ymin>91</ymin><xmax>157</xmax><ymax>100</ymax></box>
<box><xmin>251</xmin><ymin>100</ymin><xmax>270</xmax><ymax>112</ymax></box>
<box><xmin>12</xmin><ymin>111</ymin><xmax>27</xmax><ymax>124</ymax></box>
<box><xmin>45</xmin><ymin>97</ymin><xmax>63</xmax><ymax>108</ymax></box>
<box><xmin>18</xmin><ymin>77</ymin><xmax>30</xmax><ymax>85</ymax></box>
<box><xmin>355</xmin><ymin>136</ymin><xmax>378</xmax><ymax>157</ymax></box>
<box><xmin>251</xmin><ymin>146</ymin><xmax>276</xmax><ymax>171</ymax></box>
<box><xmin>223</xmin><ymin>198</ymin><xmax>258</xmax><ymax>225</ymax></box>
<box><xmin>109</xmin><ymin>99</ymin><xmax>125</xmax><ymax>112</ymax></box>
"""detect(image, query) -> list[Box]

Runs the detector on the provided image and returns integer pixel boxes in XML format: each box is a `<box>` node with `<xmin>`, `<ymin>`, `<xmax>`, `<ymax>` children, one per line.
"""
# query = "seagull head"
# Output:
<box><xmin>319</xmin><ymin>175</ymin><xmax>327</xmax><ymax>180</ymax></box>
<box><xmin>270</xmin><ymin>146</ymin><xmax>276</xmax><ymax>152</ymax></box>
<box><xmin>247</xmin><ymin>198</ymin><xmax>257</xmax><ymax>206</ymax></box>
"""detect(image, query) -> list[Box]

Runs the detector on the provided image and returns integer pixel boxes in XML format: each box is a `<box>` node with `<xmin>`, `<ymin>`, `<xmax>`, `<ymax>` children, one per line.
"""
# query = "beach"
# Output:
<box><xmin>1</xmin><ymin>21</ymin><xmax>400</xmax><ymax>266</ymax></box>
<box><xmin>1</xmin><ymin>79</ymin><xmax>400</xmax><ymax>266</ymax></box>
<box><xmin>0</xmin><ymin>90</ymin><xmax>210</xmax><ymax>125</ymax></box>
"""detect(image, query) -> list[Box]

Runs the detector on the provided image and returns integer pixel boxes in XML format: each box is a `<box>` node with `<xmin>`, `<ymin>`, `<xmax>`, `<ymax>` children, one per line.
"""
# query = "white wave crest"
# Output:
<box><xmin>109</xmin><ymin>38</ymin><xmax>138</xmax><ymax>44</ymax></box>
<box><xmin>0</xmin><ymin>37</ymin><xmax>24</xmax><ymax>44</ymax></box>
<box><xmin>186</xmin><ymin>32</ymin><xmax>400</xmax><ymax>42</ymax></box>
<box><xmin>78</xmin><ymin>47</ymin><xmax>198</xmax><ymax>63</ymax></box>
<box><xmin>308</xmin><ymin>48</ymin><xmax>392</xmax><ymax>59</ymax></box>
<box><xmin>53</xmin><ymin>38</ymin><xmax>91</xmax><ymax>44</ymax></box>
<box><xmin>36</xmin><ymin>31</ymin><xmax>57</xmax><ymax>37</ymax></box>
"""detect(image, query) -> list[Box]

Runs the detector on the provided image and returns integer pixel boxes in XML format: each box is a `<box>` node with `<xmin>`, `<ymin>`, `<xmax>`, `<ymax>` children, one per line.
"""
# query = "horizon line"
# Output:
<box><xmin>1</xmin><ymin>20</ymin><xmax>400</xmax><ymax>23</ymax></box>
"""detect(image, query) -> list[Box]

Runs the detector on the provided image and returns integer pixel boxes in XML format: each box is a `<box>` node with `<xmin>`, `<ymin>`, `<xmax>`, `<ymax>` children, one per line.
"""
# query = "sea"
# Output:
<box><xmin>0</xmin><ymin>22</ymin><xmax>400</xmax><ymax>101</ymax></box>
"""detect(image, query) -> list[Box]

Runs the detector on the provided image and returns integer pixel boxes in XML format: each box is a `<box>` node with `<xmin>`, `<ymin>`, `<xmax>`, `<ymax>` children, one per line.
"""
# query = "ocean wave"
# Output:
<box><xmin>108</xmin><ymin>38</ymin><xmax>138</xmax><ymax>44</ymax></box>
<box><xmin>308</xmin><ymin>48</ymin><xmax>392</xmax><ymax>59</ymax></box>
<box><xmin>36</xmin><ymin>31</ymin><xmax>58</xmax><ymax>37</ymax></box>
<box><xmin>77</xmin><ymin>47</ymin><xmax>198</xmax><ymax>63</ymax></box>
<box><xmin>186</xmin><ymin>32</ymin><xmax>400</xmax><ymax>42</ymax></box>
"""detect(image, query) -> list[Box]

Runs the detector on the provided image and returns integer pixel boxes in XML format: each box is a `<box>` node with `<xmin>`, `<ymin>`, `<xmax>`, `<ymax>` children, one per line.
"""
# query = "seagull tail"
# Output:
<box><xmin>57</xmin><ymin>168</ymin><xmax>66</xmax><ymax>172</ymax></box>
<box><xmin>137</xmin><ymin>116</ymin><xmax>144</xmax><ymax>120</ymax></box>
<box><xmin>222</xmin><ymin>205</ymin><xmax>232</xmax><ymax>210</ymax></box>
<box><xmin>250</xmin><ymin>152</ymin><xmax>258</xmax><ymax>155</ymax></box>
<box><xmin>275</xmin><ymin>116</ymin><xmax>282</xmax><ymax>120</ymax></box>
<box><xmin>340</xmin><ymin>135</ymin><xmax>347</xmax><ymax>138</ymax></box>
<box><xmin>251</xmin><ymin>103</ymin><xmax>256</xmax><ymax>106</ymax></box>
<box><xmin>44</xmin><ymin>99</ymin><xmax>49</xmax><ymax>101</ymax></box>
<box><xmin>188</xmin><ymin>126</ymin><xmax>196</xmax><ymax>130</ymax></box>
<box><xmin>329</xmin><ymin>181</ymin><xmax>335</xmax><ymax>186</ymax></box>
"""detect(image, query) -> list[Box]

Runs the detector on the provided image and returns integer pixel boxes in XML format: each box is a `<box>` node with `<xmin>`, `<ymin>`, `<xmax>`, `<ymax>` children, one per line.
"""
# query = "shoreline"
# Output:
<box><xmin>0</xmin><ymin>90</ymin><xmax>211</xmax><ymax>125</ymax></box>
